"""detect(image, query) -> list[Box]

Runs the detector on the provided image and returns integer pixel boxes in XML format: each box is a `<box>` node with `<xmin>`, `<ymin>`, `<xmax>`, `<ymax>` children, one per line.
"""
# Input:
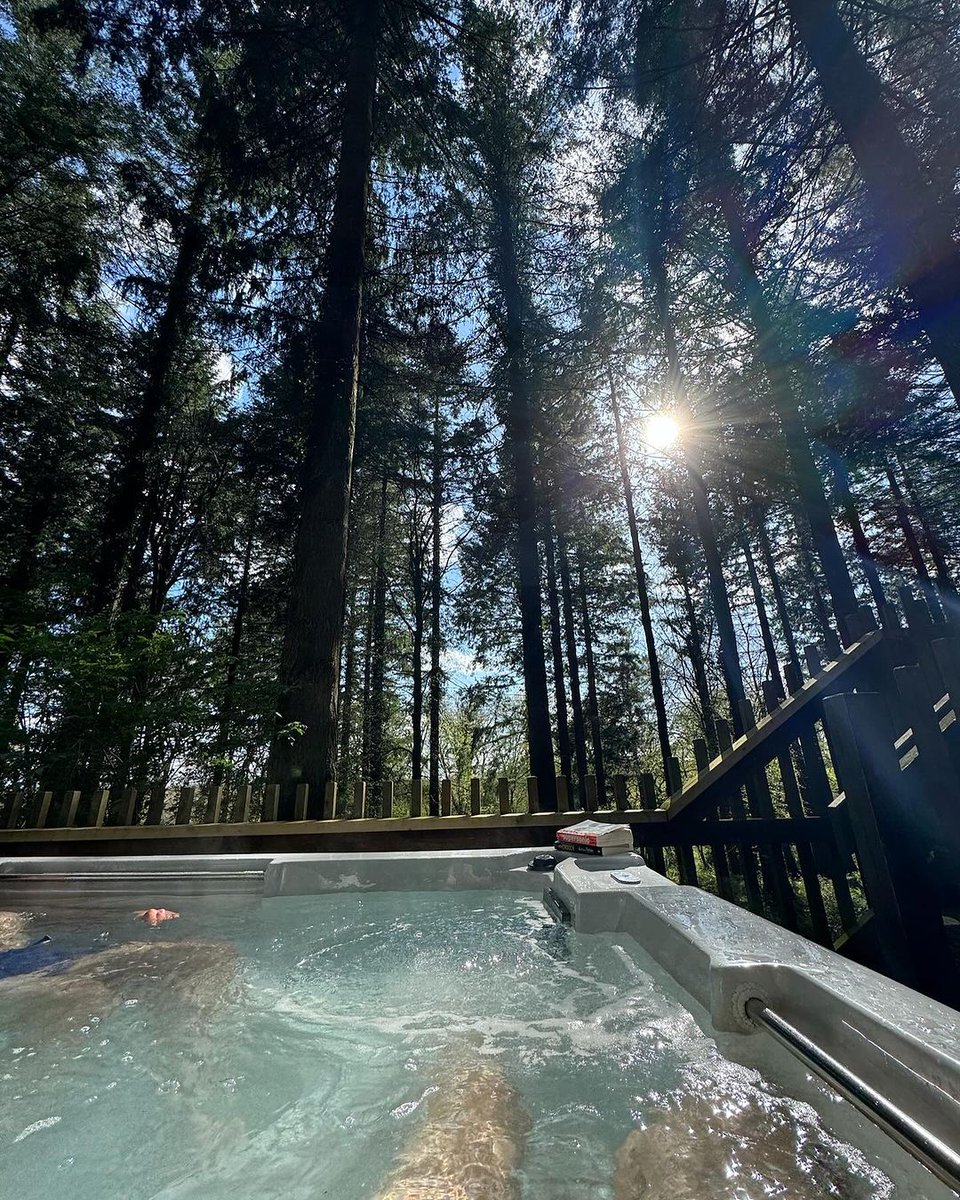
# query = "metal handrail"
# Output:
<box><xmin>745</xmin><ymin>997</ymin><xmax>960</xmax><ymax>1194</ymax></box>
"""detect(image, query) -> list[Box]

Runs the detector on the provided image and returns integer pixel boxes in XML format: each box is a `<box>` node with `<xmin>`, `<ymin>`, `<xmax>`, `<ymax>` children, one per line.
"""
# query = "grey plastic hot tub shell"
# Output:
<box><xmin>2</xmin><ymin>848</ymin><xmax>958</xmax><ymax>1189</ymax></box>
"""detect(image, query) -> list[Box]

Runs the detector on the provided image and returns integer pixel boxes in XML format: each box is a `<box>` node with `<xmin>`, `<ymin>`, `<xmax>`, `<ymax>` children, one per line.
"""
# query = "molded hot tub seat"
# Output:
<box><xmin>550</xmin><ymin>854</ymin><xmax>960</xmax><ymax>1167</ymax></box>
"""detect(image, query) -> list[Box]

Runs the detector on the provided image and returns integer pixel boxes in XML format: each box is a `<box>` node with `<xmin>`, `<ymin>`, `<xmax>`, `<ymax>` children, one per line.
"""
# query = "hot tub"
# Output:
<box><xmin>0</xmin><ymin>850</ymin><xmax>957</xmax><ymax>1199</ymax></box>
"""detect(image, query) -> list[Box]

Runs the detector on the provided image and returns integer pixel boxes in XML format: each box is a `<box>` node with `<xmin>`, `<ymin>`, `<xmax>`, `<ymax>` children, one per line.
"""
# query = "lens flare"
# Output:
<box><xmin>645</xmin><ymin>412</ymin><xmax>681</xmax><ymax>450</ymax></box>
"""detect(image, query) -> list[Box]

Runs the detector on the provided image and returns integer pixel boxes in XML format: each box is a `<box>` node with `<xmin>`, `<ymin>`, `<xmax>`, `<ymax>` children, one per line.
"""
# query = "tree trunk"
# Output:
<box><xmin>557</xmin><ymin>526</ymin><xmax>589</xmax><ymax>803</ymax></box>
<box><xmin>211</xmin><ymin>510</ymin><xmax>256</xmax><ymax>789</ymax></box>
<box><xmin>886</xmin><ymin>463</ymin><xmax>933</xmax><ymax>585</ymax></box>
<box><xmin>742</xmin><ymin>532</ymin><xmax>785</xmax><ymax>698</ymax></box>
<box><xmin>685</xmin><ymin>448</ymin><xmax>748</xmax><ymax>734</ymax></box>
<box><xmin>0</xmin><ymin>485</ymin><xmax>55</xmax><ymax>686</ymax></box>
<box><xmin>709</xmin><ymin>163</ymin><xmax>858</xmax><ymax>639</ymax></box>
<box><xmin>754</xmin><ymin>507</ymin><xmax>803</xmax><ymax>681</ymax></box>
<box><xmin>577</xmin><ymin>552</ymin><xmax>607</xmax><ymax>806</ymax></box>
<box><xmin>116</xmin><ymin>506</ymin><xmax>154</xmax><ymax>616</ymax></box>
<box><xmin>360</xmin><ymin>572</ymin><xmax>375</xmax><ymax>780</ymax></box>
<box><xmin>338</xmin><ymin>585</ymin><xmax>359</xmax><ymax>775</ymax></box>
<box><xmin>409</xmin><ymin>546</ymin><xmax>425</xmax><ymax>783</ymax></box>
<box><xmin>368</xmin><ymin>475</ymin><xmax>389</xmax><ymax>790</ymax></box>
<box><xmin>666</xmin><ymin>26</ymin><xmax>859</xmax><ymax>637</ymax></box>
<box><xmin>676</xmin><ymin>553</ymin><xmax>719</xmax><ymax>757</ymax></box>
<box><xmin>785</xmin><ymin>0</ymin><xmax>960</xmax><ymax>406</ymax></box>
<box><xmin>0</xmin><ymin>654</ymin><xmax>30</xmax><ymax>773</ymax></box>
<box><xmin>607</xmin><ymin>364</ymin><xmax>673</xmax><ymax>781</ymax></box>
<box><xmin>828</xmin><ymin>453</ymin><xmax>886</xmax><ymax>610</ymax></box>
<box><xmin>428</xmin><ymin>391</ymin><xmax>443</xmax><ymax>815</ymax></box>
<box><xmin>86</xmin><ymin>186</ymin><xmax>207</xmax><ymax>617</ymax></box>
<box><xmin>490</xmin><ymin>181</ymin><xmax>555</xmax><ymax>801</ymax></box>
<box><xmin>794</xmin><ymin>522</ymin><xmax>841</xmax><ymax>654</ymax></box>
<box><xmin>643</xmin><ymin>191</ymin><xmax>747</xmax><ymax>736</ymax></box>
<box><xmin>543</xmin><ymin>520</ymin><xmax>572</xmax><ymax>782</ymax></box>
<box><xmin>268</xmin><ymin>0</ymin><xmax>381</xmax><ymax>796</ymax></box>
<box><xmin>898</xmin><ymin>454</ymin><xmax>955</xmax><ymax>594</ymax></box>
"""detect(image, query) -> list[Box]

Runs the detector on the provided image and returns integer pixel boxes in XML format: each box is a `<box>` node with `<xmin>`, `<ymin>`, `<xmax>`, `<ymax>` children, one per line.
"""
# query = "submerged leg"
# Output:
<box><xmin>375</xmin><ymin>1057</ymin><xmax>530</xmax><ymax>1200</ymax></box>
<box><xmin>613</xmin><ymin>1091</ymin><xmax>865</xmax><ymax>1200</ymax></box>
<box><xmin>0</xmin><ymin>938</ymin><xmax>238</xmax><ymax>1036</ymax></box>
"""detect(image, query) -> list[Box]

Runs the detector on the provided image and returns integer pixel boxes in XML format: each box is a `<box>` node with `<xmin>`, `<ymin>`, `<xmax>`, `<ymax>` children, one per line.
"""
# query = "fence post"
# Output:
<box><xmin>497</xmin><ymin>777</ymin><xmax>511</xmax><ymax>814</ymax></box>
<box><xmin>410</xmin><ymin>778</ymin><xmax>424</xmax><ymax>818</ymax></box>
<box><xmin>352</xmin><ymin>781</ymin><xmax>366</xmax><ymax>819</ymax></box>
<box><xmin>783</xmin><ymin>661</ymin><xmax>804</xmax><ymax>694</ymax></box>
<box><xmin>89</xmin><ymin>788</ymin><xmax>110</xmax><ymax>828</ymax></box>
<box><xmin>762</xmin><ymin>681</ymin><xmax>832</xmax><ymax>946</ymax></box>
<box><xmin>441</xmin><ymin>778</ymin><xmax>452</xmax><ymax>816</ymax></box>
<box><xmin>526</xmin><ymin>776</ymin><xmax>539</xmax><ymax>814</ymax></box>
<box><xmin>235</xmin><ymin>785</ymin><xmax>253</xmax><ymax>823</ymax></box>
<box><xmin>738</xmin><ymin>699</ymin><xmax>799</xmax><ymax>933</ymax></box>
<box><xmin>117</xmin><ymin>786</ymin><xmax>137</xmax><ymax>826</ymax></box>
<box><xmin>323</xmin><ymin>781</ymin><xmax>338</xmax><ymax>820</ymax></box>
<box><xmin>900</xmin><ymin>584</ymin><xmax>937</xmax><ymax>633</ymax></box>
<box><xmin>262</xmin><ymin>784</ymin><xmax>280</xmax><ymax>823</ymax></box>
<box><xmin>470</xmin><ymin>777</ymin><xmax>481</xmax><ymax>815</ymax></box>
<box><xmin>823</xmin><ymin>691</ymin><xmax>958</xmax><ymax>1002</ymax></box>
<box><xmin>612</xmin><ymin>774</ymin><xmax>628</xmax><ymax>811</ymax></box>
<box><xmin>34</xmin><ymin>790</ymin><xmax>53</xmax><ymax>828</ymax></box>
<box><xmin>823</xmin><ymin>625</ymin><xmax>843</xmax><ymax>659</ymax></box>
<box><xmin>203</xmin><ymin>784</ymin><xmax>222</xmax><ymax>825</ymax></box>
<box><xmin>381</xmin><ymin>781</ymin><xmax>394</xmax><ymax>819</ymax></box>
<box><xmin>554</xmin><ymin>776</ymin><xmax>569</xmax><ymax>810</ymax></box>
<box><xmin>634</xmin><ymin>773</ymin><xmax>664</xmax><ymax>873</ymax></box>
<box><xmin>293</xmin><ymin>783</ymin><xmax>309</xmax><ymax>821</ymax></box>
<box><xmin>662</xmin><ymin>755</ymin><xmax>697</xmax><ymax>883</ymax></box>
<box><xmin>60</xmin><ymin>790</ymin><xmax>81</xmax><ymax>828</ymax></box>
<box><xmin>176</xmin><ymin>786</ymin><xmax>196</xmax><ymax>825</ymax></box>
<box><xmin>898</xmin><ymin>589</ymin><xmax>948</xmax><ymax>705</ymax></box>
<box><xmin>799</xmin><ymin>717</ymin><xmax>858</xmax><ymax>928</ymax></box>
<box><xmin>715</xmin><ymin>721</ymin><xmax>765</xmax><ymax>917</ymax></box>
<box><xmin>5</xmin><ymin>789</ymin><xmax>25</xmax><ymax>829</ymax></box>
<box><xmin>146</xmin><ymin>784</ymin><xmax>166</xmax><ymax>825</ymax></box>
<box><xmin>804</xmin><ymin>644</ymin><xmax>823</xmax><ymax>676</ymax></box>
<box><xmin>844</xmin><ymin>606</ymin><xmax>878</xmax><ymax>643</ymax></box>
<box><xmin>691</xmin><ymin>735</ymin><xmax>734</xmax><ymax>901</ymax></box>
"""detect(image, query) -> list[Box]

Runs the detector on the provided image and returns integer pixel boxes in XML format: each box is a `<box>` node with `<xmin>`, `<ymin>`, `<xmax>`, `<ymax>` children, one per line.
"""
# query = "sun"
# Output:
<box><xmin>645</xmin><ymin>411</ymin><xmax>682</xmax><ymax>451</ymax></box>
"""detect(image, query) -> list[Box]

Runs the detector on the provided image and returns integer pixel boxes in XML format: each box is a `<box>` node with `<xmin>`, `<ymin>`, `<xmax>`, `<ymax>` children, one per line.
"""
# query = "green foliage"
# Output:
<box><xmin>0</xmin><ymin>0</ymin><xmax>958</xmax><ymax>823</ymax></box>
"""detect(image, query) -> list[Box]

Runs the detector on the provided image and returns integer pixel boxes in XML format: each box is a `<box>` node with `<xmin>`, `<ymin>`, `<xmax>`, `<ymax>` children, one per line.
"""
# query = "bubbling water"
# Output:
<box><xmin>0</xmin><ymin>890</ymin><xmax>938</xmax><ymax>1200</ymax></box>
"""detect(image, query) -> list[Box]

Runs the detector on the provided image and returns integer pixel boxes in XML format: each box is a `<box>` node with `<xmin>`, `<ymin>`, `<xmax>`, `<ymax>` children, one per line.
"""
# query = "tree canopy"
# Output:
<box><xmin>2</xmin><ymin>0</ymin><xmax>958</xmax><ymax>813</ymax></box>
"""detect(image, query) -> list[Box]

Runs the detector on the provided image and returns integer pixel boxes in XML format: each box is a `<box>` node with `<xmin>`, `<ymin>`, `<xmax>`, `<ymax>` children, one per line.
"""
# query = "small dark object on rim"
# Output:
<box><xmin>527</xmin><ymin>854</ymin><xmax>558</xmax><ymax>872</ymax></box>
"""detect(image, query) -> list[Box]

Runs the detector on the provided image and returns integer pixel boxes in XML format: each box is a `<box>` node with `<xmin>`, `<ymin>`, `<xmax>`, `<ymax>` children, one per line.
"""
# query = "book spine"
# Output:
<box><xmin>554</xmin><ymin>842</ymin><xmax>629</xmax><ymax>856</ymax></box>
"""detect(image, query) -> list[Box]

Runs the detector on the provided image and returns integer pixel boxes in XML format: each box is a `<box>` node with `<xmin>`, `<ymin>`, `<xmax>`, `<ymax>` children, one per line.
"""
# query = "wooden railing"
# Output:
<box><xmin>3</xmin><ymin>590</ymin><xmax>960</xmax><ymax>1002</ymax></box>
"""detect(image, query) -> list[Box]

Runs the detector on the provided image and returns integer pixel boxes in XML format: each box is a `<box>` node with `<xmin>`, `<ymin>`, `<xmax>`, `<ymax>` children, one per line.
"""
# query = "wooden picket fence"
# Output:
<box><xmin>0</xmin><ymin>604</ymin><xmax>884</xmax><ymax>839</ymax></box>
<box><xmin>0</xmin><ymin>768</ymin><xmax>665</xmax><ymax>831</ymax></box>
<box><xmin>2</xmin><ymin>587</ymin><xmax>960</xmax><ymax>1001</ymax></box>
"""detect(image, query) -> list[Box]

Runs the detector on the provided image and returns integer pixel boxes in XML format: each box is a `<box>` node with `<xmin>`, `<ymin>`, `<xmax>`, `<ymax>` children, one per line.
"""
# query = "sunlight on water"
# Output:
<box><xmin>0</xmin><ymin>891</ymin><xmax>932</xmax><ymax>1199</ymax></box>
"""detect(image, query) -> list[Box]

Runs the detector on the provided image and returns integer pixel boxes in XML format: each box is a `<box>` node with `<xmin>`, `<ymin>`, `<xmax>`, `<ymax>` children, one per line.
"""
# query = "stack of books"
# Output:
<box><xmin>554</xmin><ymin>819</ymin><xmax>634</xmax><ymax>857</ymax></box>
